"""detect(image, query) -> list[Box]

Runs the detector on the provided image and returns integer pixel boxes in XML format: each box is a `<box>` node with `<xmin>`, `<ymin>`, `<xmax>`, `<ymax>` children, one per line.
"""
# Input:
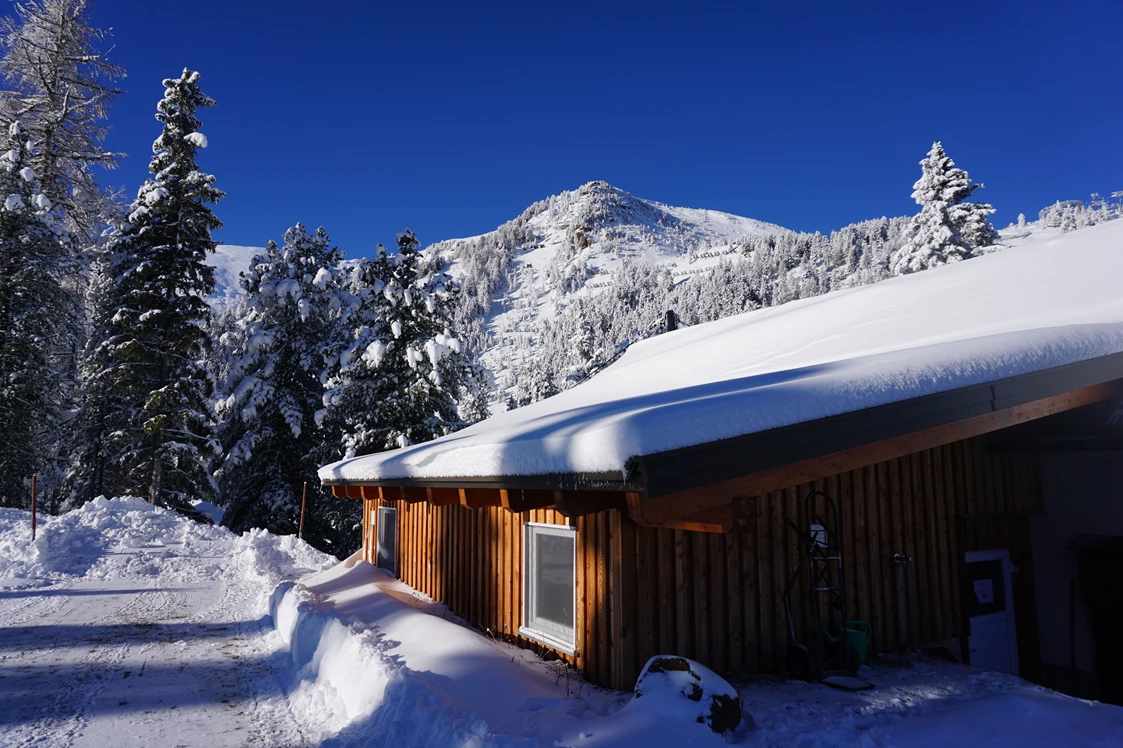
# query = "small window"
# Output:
<box><xmin>520</xmin><ymin>523</ymin><xmax>576</xmax><ymax>653</ymax></box>
<box><xmin>377</xmin><ymin>506</ymin><xmax>397</xmax><ymax>575</ymax></box>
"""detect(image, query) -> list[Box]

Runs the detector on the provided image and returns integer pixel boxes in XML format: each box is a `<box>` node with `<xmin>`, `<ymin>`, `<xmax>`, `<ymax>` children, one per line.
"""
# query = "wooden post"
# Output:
<box><xmin>298</xmin><ymin>481</ymin><xmax>308</xmax><ymax>539</ymax></box>
<box><xmin>30</xmin><ymin>474</ymin><xmax>37</xmax><ymax>541</ymax></box>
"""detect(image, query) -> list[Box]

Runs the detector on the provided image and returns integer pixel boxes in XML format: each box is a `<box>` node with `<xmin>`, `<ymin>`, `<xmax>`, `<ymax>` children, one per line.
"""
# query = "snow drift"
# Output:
<box><xmin>0</xmin><ymin>496</ymin><xmax>333</xmax><ymax>597</ymax></box>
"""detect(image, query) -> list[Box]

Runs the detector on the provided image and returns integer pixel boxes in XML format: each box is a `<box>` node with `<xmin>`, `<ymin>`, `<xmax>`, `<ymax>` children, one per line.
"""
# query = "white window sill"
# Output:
<box><xmin>518</xmin><ymin>625</ymin><xmax>576</xmax><ymax>656</ymax></box>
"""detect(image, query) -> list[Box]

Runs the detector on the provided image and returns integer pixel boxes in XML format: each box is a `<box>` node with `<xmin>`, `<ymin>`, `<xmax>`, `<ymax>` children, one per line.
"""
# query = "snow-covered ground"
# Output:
<box><xmin>0</xmin><ymin>498</ymin><xmax>335</xmax><ymax>747</ymax></box>
<box><xmin>4</xmin><ymin>500</ymin><xmax>1121</xmax><ymax>747</ymax></box>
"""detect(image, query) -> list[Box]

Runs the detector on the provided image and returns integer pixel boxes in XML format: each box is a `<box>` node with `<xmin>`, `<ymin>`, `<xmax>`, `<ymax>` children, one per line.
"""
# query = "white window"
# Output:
<box><xmin>520</xmin><ymin>522</ymin><xmax>576</xmax><ymax>653</ymax></box>
<box><xmin>377</xmin><ymin>506</ymin><xmax>397</xmax><ymax>575</ymax></box>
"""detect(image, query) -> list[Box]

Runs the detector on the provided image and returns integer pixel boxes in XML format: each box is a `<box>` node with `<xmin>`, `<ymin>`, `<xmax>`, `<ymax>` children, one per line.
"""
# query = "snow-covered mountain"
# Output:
<box><xmin>207</xmin><ymin>244</ymin><xmax>262</xmax><ymax>311</ymax></box>
<box><xmin>205</xmin><ymin>181</ymin><xmax>789</xmax><ymax>380</ymax></box>
<box><xmin>427</xmin><ymin>180</ymin><xmax>787</xmax><ymax>388</ymax></box>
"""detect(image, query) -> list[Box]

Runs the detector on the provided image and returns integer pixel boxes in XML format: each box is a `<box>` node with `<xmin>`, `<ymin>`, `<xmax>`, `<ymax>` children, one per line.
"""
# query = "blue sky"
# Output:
<box><xmin>85</xmin><ymin>0</ymin><xmax>1121</xmax><ymax>256</ymax></box>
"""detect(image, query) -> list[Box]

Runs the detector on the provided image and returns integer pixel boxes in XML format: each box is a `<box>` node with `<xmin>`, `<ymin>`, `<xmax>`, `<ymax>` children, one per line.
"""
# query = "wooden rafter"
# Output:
<box><xmin>459</xmin><ymin>487</ymin><xmax>502</xmax><ymax>509</ymax></box>
<box><xmin>554</xmin><ymin>490</ymin><xmax>627</xmax><ymax>518</ymax></box>
<box><xmin>500</xmin><ymin>489</ymin><xmax>554</xmax><ymax>513</ymax></box>
<box><xmin>427</xmin><ymin>487</ymin><xmax>461</xmax><ymax>506</ymax></box>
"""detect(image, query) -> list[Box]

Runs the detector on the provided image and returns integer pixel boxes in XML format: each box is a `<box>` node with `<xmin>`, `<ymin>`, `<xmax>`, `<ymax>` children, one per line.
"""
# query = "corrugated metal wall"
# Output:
<box><xmin>361</xmin><ymin>437</ymin><xmax>1044</xmax><ymax>690</ymax></box>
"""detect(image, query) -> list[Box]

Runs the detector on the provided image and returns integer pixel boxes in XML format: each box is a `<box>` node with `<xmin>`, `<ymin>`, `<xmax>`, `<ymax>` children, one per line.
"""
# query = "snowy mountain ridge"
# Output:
<box><xmin>207</xmin><ymin>181</ymin><xmax>790</xmax><ymax>388</ymax></box>
<box><xmin>423</xmin><ymin>180</ymin><xmax>788</xmax><ymax>391</ymax></box>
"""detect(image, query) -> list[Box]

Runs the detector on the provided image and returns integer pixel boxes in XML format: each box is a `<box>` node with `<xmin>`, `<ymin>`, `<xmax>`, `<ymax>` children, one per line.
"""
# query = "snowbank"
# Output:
<box><xmin>266</xmin><ymin>561</ymin><xmax>1123</xmax><ymax>747</ymax></box>
<box><xmin>0</xmin><ymin>497</ymin><xmax>334</xmax><ymax>605</ymax></box>
<box><xmin>267</xmin><ymin>560</ymin><xmax>740</xmax><ymax>747</ymax></box>
<box><xmin>322</xmin><ymin>220</ymin><xmax>1123</xmax><ymax>483</ymax></box>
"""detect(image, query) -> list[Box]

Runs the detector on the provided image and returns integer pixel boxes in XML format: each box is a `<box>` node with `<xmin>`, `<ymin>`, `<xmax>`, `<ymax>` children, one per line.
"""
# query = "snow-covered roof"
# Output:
<box><xmin>319</xmin><ymin>221</ymin><xmax>1123</xmax><ymax>486</ymax></box>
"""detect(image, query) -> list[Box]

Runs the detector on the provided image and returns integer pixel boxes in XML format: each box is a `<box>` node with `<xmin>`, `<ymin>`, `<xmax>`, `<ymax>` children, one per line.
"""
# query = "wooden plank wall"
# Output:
<box><xmin>359</xmin><ymin>436</ymin><xmax>1044</xmax><ymax>691</ymax></box>
<box><xmin>614</xmin><ymin>438</ymin><xmax>1045</xmax><ymax>688</ymax></box>
<box><xmin>361</xmin><ymin>498</ymin><xmax>627</xmax><ymax>683</ymax></box>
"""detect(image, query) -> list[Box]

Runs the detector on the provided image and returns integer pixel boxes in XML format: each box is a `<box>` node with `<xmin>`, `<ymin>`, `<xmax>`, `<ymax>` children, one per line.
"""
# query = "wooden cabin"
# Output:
<box><xmin>320</xmin><ymin>223</ymin><xmax>1123</xmax><ymax>698</ymax></box>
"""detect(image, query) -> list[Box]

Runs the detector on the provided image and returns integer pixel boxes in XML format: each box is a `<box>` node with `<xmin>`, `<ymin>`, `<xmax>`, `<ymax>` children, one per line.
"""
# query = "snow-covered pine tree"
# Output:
<box><xmin>0</xmin><ymin>122</ymin><xmax>78</xmax><ymax>507</ymax></box>
<box><xmin>215</xmin><ymin>224</ymin><xmax>344</xmax><ymax>542</ymax></box>
<box><xmin>67</xmin><ymin>70</ymin><xmax>221</xmax><ymax>514</ymax></box>
<box><xmin>0</xmin><ymin>0</ymin><xmax>124</xmax><ymax>241</ymax></box>
<box><xmin>891</xmin><ymin>142</ymin><xmax>995</xmax><ymax>274</ymax></box>
<box><xmin>322</xmin><ymin>230</ymin><xmax>479</xmax><ymax>459</ymax></box>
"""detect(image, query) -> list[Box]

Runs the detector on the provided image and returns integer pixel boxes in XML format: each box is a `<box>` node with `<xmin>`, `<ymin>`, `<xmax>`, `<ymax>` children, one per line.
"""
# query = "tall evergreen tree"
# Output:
<box><xmin>322</xmin><ymin>230</ymin><xmax>479</xmax><ymax>458</ymax></box>
<box><xmin>891</xmin><ymin>142</ymin><xmax>996</xmax><ymax>275</ymax></box>
<box><xmin>0</xmin><ymin>0</ymin><xmax>124</xmax><ymax>241</ymax></box>
<box><xmin>0</xmin><ymin>122</ymin><xmax>78</xmax><ymax>507</ymax></box>
<box><xmin>215</xmin><ymin>224</ymin><xmax>344</xmax><ymax>542</ymax></box>
<box><xmin>67</xmin><ymin>69</ymin><xmax>221</xmax><ymax>513</ymax></box>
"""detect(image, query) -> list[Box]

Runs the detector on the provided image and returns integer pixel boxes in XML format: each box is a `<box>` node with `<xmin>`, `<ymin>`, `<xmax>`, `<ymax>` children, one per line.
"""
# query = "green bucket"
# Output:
<box><xmin>822</xmin><ymin>620</ymin><xmax>873</xmax><ymax>666</ymax></box>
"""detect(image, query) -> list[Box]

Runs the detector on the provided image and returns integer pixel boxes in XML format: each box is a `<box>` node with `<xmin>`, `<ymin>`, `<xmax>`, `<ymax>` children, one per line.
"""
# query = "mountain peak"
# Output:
<box><xmin>430</xmin><ymin>183</ymin><xmax>787</xmax><ymax>385</ymax></box>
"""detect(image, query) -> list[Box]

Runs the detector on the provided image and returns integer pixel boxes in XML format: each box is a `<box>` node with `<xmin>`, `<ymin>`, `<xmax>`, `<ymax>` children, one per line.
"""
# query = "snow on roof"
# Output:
<box><xmin>319</xmin><ymin>221</ymin><xmax>1123</xmax><ymax>485</ymax></box>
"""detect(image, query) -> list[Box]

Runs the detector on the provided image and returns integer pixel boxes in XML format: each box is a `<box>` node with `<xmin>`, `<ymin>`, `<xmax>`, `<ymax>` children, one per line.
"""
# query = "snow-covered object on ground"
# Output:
<box><xmin>321</xmin><ymin>219</ymin><xmax>1123</xmax><ymax>483</ymax></box>
<box><xmin>631</xmin><ymin>656</ymin><xmax>743</xmax><ymax>733</ymax></box>
<box><xmin>191</xmin><ymin>498</ymin><xmax>225</xmax><ymax>524</ymax></box>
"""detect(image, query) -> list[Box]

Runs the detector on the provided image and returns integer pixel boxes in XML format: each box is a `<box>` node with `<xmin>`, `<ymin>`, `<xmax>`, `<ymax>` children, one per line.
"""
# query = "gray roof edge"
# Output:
<box><xmin>633</xmin><ymin>350</ymin><xmax>1123</xmax><ymax>498</ymax></box>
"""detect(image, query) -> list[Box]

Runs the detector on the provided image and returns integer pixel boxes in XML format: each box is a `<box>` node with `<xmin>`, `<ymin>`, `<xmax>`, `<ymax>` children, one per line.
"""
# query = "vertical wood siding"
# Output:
<box><xmin>360</xmin><ymin>437</ymin><xmax>1043</xmax><ymax>691</ymax></box>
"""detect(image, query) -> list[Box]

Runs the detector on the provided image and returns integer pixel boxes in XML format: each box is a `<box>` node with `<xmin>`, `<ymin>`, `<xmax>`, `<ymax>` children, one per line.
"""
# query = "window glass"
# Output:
<box><xmin>534</xmin><ymin>533</ymin><xmax>574</xmax><ymax>627</ymax></box>
<box><xmin>377</xmin><ymin>506</ymin><xmax>397</xmax><ymax>575</ymax></box>
<box><xmin>523</xmin><ymin>524</ymin><xmax>576</xmax><ymax>650</ymax></box>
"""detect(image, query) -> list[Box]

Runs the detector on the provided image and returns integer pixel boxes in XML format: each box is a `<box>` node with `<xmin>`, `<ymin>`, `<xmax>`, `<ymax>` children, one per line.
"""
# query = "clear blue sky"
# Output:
<box><xmin>83</xmin><ymin>0</ymin><xmax>1121</xmax><ymax>256</ymax></box>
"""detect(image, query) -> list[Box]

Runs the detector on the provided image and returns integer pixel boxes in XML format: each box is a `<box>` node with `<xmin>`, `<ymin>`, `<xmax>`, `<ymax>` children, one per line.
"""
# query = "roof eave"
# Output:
<box><xmin>632</xmin><ymin>351</ymin><xmax>1123</xmax><ymax>498</ymax></box>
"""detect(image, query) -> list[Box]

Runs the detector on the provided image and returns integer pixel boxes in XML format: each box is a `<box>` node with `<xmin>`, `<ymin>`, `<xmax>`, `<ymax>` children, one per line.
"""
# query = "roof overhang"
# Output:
<box><xmin>328</xmin><ymin>352</ymin><xmax>1123</xmax><ymax>532</ymax></box>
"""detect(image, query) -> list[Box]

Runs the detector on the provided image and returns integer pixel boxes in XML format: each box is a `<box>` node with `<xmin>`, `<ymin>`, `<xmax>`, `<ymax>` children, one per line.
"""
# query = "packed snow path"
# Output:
<box><xmin>0</xmin><ymin>576</ymin><xmax>304</xmax><ymax>747</ymax></box>
<box><xmin>0</xmin><ymin>499</ymin><xmax>335</xmax><ymax>748</ymax></box>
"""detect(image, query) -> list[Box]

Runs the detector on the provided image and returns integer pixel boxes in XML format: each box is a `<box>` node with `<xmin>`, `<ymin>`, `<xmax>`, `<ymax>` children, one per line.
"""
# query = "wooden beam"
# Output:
<box><xmin>360</xmin><ymin>485</ymin><xmax>379</xmax><ymax>500</ymax></box>
<box><xmin>427</xmin><ymin>487</ymin><xmax>461</xmax><ymax>506</ymax></box>
<box><xmin>331</xmin><ymin>485</ymin><xmax>348</xmax><ymax>499</ymax></box>
<box><xmin>499</xmin><ymin>488</ymin><xmax>554</xmax><ymax>513</ymax></box>
<box><xmin>459</xmin><ymin>487</ymin><xmax>502</xmax><ymax>509</ymax></box>
<box><xmin>634</xmin><ymin>380</ymin><xmax>1123</xmax><ymax>526</ymax></box>
<box><xmin>655</xmin><ymin>505</ymin><xmax>734</xmax><ymax>533</ymax></box>
<box><xmin>554</xmin><ymin>490</ymin><xmax>627</xmax><ymax>518</ymax></box>
<box><xmin>344</xmin><ymin>485</ymin><xmax>363</xmax><ymax>499</ymax></box>
<box><xmin>401</xmin><ymin>486</ymin><xmax>428</xmax><ymax>503</ymax></box>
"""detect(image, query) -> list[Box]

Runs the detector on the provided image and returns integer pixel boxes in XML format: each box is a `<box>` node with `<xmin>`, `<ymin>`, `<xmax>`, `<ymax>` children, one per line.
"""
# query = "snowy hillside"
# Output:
<box><xmin>428</xmin><ymin>180</ymin><xmax>787</xmax><ymax>394</ymax></box>
<box><xmin>207</xmin><ymin>244</ymin><xmax>263</xmax><ymax>311</ymax></box>
<box><xmin>202</xmin><ymin>183</ymin><xmax>792</xmax><ymax>394</ymax></box>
